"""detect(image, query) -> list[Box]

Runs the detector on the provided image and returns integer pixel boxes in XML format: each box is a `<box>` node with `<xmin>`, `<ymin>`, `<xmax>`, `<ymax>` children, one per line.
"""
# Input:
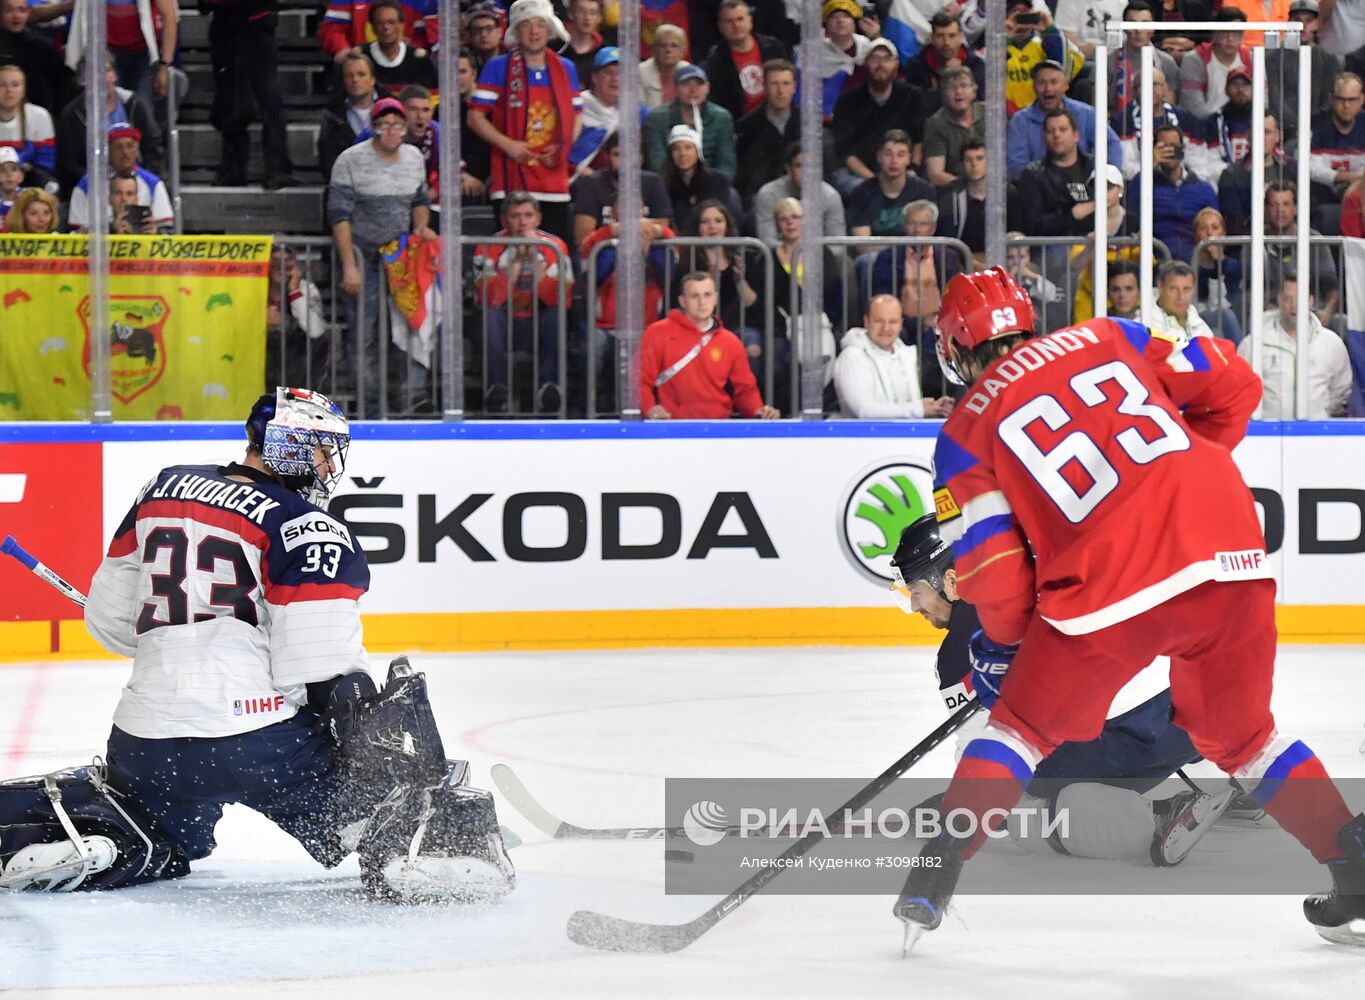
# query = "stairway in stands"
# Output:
<box><xmin>175</xmin><ymin>1</ymin><xmax>329</xmax><ymax>235</ymax></box>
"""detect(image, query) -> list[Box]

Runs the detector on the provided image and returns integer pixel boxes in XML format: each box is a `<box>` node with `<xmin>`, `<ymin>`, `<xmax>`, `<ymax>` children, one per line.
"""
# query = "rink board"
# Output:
<box><xmin>1</xmin><ymin>421</ymin><xmax>1364</xmax><ymax>654</ymax></box>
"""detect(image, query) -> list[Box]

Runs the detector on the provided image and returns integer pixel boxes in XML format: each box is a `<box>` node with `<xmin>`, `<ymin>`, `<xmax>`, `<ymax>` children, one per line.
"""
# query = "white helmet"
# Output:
<box><xmin>246</xmin><ymin>387</ymin><xmax>350</xmax><ymax>508</ymax></box>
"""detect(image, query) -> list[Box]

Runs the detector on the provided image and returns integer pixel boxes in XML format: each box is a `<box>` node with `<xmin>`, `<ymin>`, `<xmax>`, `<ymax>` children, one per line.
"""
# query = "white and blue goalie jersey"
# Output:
<box><xmin>85</xmin><ymin>463</ymin><xmax>372</xmax><ymax>739</ymax></box>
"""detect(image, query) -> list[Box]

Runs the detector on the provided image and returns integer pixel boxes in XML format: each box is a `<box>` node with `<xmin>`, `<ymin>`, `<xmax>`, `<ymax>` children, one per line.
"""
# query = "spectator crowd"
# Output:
<box><xmin>4</xmin><ymin>0</ymin><xmax>1364</xmax><ymax>418</ymax></box>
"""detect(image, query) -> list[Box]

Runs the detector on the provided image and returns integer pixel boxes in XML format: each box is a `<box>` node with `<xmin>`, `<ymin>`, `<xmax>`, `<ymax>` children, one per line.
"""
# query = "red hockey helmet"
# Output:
<box><xmin>935</xmin><ymin>267</ymin><xmax>1035</xmax><ymax>384</ymax></box>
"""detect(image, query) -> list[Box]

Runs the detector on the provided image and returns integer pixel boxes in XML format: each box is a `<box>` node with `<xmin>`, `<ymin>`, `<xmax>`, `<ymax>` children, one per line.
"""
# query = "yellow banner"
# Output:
<box><xmin>0</xmin><ymin>234</ymin><xmax>270</xmax><ymax>420</ymax></box>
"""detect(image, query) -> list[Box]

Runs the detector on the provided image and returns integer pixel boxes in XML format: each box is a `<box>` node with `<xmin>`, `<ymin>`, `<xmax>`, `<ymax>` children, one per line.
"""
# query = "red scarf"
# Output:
<box><xmin>496</xmin><ymin>46</ymin><xmax>577</xmax><ymax>191</ymax></box>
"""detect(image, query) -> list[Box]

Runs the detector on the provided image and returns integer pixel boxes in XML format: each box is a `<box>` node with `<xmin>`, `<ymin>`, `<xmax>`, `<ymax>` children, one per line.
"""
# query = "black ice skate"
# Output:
<box><xmin>1304</xmin><ymin>813</ymin><xmax>1365</xmax><ymax>947</ymax></box>
<box><xmin>1150</xmin><ymin>787</ymin><xmax>1235</xmax><ymax>867</ymax></box>
<box><xmin>892</xmin><ymin>833</ymin><xmax>967</xmax><ymax>956</ymax></box>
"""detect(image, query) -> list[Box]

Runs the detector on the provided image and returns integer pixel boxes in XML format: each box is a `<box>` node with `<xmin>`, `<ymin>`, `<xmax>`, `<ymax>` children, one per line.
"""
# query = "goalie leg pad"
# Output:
<box><xmin>0</xmin><ymin>763</ymin><xmax>186</xmax><ymax>891</ymax></box>
<box><xmin>358</xmin><ymin>761</ymin><xmax>515</xmax><ymax>904</ymax></box>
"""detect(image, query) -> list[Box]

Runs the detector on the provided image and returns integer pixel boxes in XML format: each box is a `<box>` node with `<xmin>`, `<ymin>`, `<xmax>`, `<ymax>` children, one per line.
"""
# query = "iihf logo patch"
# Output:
<box><xmin>233</xmin><ymin>700</ymin><xmax>243</xmax><ymax>716</ymax></box>
<box><xmin>1215</xmin><ymin>549</ymin><xmax>1267</xmax><ymax>578</ymax></box>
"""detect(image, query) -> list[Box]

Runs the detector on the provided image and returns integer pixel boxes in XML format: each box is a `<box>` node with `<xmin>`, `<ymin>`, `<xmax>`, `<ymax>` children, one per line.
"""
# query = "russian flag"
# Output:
<box><xmin>640</xmin><ymin>0</ymin><xmax>689</xmax><ymax>58</ymax></box>
<box><xmin>882</xmin><ymin>0</ymin><xmax>930</xmax><ymax>63</ymax></box>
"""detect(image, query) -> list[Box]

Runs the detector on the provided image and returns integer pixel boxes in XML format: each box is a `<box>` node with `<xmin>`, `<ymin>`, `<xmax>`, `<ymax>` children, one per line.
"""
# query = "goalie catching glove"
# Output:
<box><xmin>312</xmin><ymin>656</ymin><xmax>450</xmax><ymax>799</ymax></box>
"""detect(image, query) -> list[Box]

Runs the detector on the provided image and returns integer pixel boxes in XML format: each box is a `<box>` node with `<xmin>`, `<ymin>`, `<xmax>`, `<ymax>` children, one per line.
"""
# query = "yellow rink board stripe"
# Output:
<box><xmin>0</xmin><ymin>605</ymin><xmax>1362</xmax><ymax>661</ymax></box>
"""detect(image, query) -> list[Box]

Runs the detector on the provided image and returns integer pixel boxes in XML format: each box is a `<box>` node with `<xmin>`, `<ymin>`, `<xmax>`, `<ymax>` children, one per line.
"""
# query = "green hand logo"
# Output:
<box><xmin>854</xmin><ymin>474</ymin><xmax>927</xmax><ymax>559</ymax></box>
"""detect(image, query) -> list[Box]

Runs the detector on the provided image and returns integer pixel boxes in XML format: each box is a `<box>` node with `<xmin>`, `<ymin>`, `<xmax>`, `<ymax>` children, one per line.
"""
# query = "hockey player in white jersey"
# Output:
<box><xmin>0</xmin><ymin>388</ymin><xmax>515</xmax><ymax>901</ymax></box>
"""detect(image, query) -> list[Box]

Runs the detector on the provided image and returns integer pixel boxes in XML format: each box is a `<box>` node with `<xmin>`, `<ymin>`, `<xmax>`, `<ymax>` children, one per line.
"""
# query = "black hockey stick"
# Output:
<box><xmin>565</xmin><ymin>697</ymin><xmax>984</xmax><ymax>953</ymax></box>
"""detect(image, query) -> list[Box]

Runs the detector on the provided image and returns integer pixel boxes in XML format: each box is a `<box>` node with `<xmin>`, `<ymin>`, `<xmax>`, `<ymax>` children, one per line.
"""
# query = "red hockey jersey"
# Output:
<box><xmin>933</xmin><ymin>317</ymin><xmax>1267</xmax><ymax>645</ymax></box>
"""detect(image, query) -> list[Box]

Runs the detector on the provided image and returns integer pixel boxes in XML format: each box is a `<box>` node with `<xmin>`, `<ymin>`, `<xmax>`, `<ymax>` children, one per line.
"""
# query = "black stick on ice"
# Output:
<box><xmin>565</xmin><ymin>697</ymin><xmax>983</xmax><ymax>954</ymax></box>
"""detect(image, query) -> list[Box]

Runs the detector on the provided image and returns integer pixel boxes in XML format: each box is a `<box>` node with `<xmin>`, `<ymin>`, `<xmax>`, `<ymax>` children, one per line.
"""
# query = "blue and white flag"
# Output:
<box><xmin>883</xmin><ymin>0</ymin><xmax>932</xmax><ymax>62</ymax></box>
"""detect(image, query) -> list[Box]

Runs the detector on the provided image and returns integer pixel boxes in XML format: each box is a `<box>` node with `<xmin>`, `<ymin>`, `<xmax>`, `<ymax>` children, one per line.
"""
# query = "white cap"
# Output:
<box><xmin>0</xmin><ymin>147</ymin><xmax>19</xmax><ymax>166</ymax></box>
<box><xmin>1092</xmin><ymin>163</ymin><xmax>1125</xmax><ymax>188</ymax></box>
<box><xmin>505</xmin><ymin>0</ymin><xmax>569</xmax><ymax>44</ymax></box>
<box><xmin>667</xmin><ymin>124</ymin><xmax>702</xmax><ymax>150</ymax></box>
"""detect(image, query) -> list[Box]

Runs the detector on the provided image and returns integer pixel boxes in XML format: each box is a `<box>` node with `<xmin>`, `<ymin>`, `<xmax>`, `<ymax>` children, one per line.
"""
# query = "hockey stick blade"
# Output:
<box><xmin>565</xmin><ymin>699</ymin><xmax>983</xmax><ymax>953</ymax></box>
<box><xmin>491</xmin><ymin>763</ymin><xmax>567</xmax><ymax>838</ymax></box>
<box><xmin>566</xmin><ymin>909</ymin><xmax>708</xmax><ymax>954</ymax></box>
<box><xmin>492</xmin><ymin>763</ymin><xmax>750</xmax><ymax>841</ymax></box>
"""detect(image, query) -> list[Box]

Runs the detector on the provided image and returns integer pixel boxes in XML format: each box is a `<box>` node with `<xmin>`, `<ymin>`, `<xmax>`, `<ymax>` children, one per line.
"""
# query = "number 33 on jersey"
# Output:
<box><xmin>84</xmin><ymin>463</ymin><xmax>371</xmax><ymax>739</ymax></box>
<box><xmin>932</xmin><ymin>317</ymin><xmax>1270</xmax><ymax>647</ymax></box>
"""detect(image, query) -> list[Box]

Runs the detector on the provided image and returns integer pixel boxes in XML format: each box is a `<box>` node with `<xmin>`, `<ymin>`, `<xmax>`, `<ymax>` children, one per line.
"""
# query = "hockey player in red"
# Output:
<box><xmin>893</xmin><ymin>268</ymin><xmax>1365</xmax><ymax>950</ymax></box>
<box><xmin>640</xmin><ymin>270</ymin><xmax>779</xmax><ymax>420</ymax></box>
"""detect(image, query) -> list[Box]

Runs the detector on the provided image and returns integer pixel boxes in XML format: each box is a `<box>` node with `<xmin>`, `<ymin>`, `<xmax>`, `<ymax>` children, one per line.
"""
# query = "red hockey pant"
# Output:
<box><xmin>993</xmin><ymin>578</ymin><xmax>1277</xmax><ymax>772</ymax></box>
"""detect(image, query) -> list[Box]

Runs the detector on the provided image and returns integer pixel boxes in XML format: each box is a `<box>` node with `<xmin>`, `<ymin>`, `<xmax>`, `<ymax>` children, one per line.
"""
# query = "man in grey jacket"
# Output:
<box><xmin>327</xmin><ymin>96</ymin><xmax>436</xmax><ymax>417</ymax></box>
<box><xmin>752</xmin><ymin>143</ymin><xmax>845</xmax><ymax>245</ymax></box>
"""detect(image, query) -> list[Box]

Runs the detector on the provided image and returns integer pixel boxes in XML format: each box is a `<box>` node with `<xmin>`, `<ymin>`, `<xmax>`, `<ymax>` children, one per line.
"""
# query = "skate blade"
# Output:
<box><xmin>900</xmin><ymin>920</ymin><xmax>929</xmax><ymax>958</ymax></box>
<box><xmin>1314</xmin><ymin>919</ymin><xmax>1365</xmax><ymax>948</ymax></box>
<box><xmin>1157</xmin><ymin>788</ymin><xmax>1237</xmax><ymax>866</ymax></box>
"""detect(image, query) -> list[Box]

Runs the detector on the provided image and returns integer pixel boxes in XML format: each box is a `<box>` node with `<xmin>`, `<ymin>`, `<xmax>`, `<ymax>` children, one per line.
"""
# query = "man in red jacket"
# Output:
<box><xmin>640</xmin><ymin>271</ymin><xmax>779</xmax><ymax>419</ymax></box>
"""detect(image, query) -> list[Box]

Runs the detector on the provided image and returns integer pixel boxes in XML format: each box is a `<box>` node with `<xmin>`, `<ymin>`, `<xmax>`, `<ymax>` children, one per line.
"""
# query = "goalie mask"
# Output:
<box><xmin>890</xmin><ymin>514</ymin><xmax>953</xmax><ymax>613</ymax></box>
<box><xmin>246</xmin><ymin>387</ymin><xmax>349</xmax><ymax>508</ymax></box>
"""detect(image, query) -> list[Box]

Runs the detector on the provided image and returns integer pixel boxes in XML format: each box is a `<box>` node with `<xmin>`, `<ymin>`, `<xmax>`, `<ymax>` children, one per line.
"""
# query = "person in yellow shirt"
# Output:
<box><xmin>1004</xmin><ymin>0</ymin><xmax>1083</xmax><ymax>114</ymax></box>
<box><xmin>1073</xmin><ymin>165</ymin><xmax>1149</xmax><ymax>321</ymax></box>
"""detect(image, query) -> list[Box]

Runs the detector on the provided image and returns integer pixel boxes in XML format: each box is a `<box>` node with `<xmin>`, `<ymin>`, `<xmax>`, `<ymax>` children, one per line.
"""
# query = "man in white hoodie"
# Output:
<box><xmin>834</xmin><ymin>294</ymin><xmax>954</xmax><ymax>418</ymax></box>
<box><xmin>1239</xmin><ymin>273</ymin><xmax>1352</xmax><ymax>420</ymax></box>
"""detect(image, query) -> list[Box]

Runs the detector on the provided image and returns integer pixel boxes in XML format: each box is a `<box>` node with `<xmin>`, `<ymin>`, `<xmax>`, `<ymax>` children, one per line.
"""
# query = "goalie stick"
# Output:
<box><xmin>492</xmin><ymin>763</ymin><xmax>759</xmax><ymax>840</ymax></box>
<box><xmin>2</xmin><ymin>535</ymin><xmax>87</xmax><ymax>608</ymax></box>
<box><xmin>565</xmin><ymin>697</ymin><xmax>983</xmax><ymax>953</ymax></box>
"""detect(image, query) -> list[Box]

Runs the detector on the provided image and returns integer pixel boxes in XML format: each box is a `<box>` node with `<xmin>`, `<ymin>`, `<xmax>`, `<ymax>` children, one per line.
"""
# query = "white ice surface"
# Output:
<box><xmin>2</xmin><ymin>646</ymin><xmax>1364</xmax><ymax>999</ymax></box>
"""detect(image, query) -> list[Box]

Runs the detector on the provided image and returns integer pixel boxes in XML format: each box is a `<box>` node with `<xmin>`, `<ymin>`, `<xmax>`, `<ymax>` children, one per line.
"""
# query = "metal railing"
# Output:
<box><xmin>166</xmin><ymin>68</ymin><xmax>187</xmax><ymax>236</ymax></box>
<box><xmin>55</xmin><ymin>224</ymin><xmax>1359</xmax><ymax>424</ymax></box>
<box><xmin>273</xmin><ymin>233</ymin><xmax>575</xmax><ymax>421</ymax></box>
<box><xmin>268</xmin><ymin>236</ymin><xmax>356</xmax><ymax>412</ymax></box>
<box><xmin>357</xmin><ymin>243</ymin><xmax>449</xmax><ymax>421</ymax></box>
<box><xmin>1192</xmin><ymin>234</ymin><xmax>1350</xmax><ymax>419</ymax></box>
<box><xmin>466</xmin><ymin>234</ymin><xmax>571</xmax><ymax>419</ymax></box>
<box><xmin>827</xmin><ymin>235</ymin><xmax>976</xmax><ymax>316</ymax></box>
<box><xmin>824</xmin><ymin>236</ymin><xmax>975</xmax><ymax>411</ymax></box>
<box><xmin>1004</xmin><ymin>234</ymin><xmax>1171</xmax><ymax>331</ymax></box>
<box><xmin>269</xmin><ymin>237</ymin><xmax>441</xmax><ymax>421</ymax></box>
